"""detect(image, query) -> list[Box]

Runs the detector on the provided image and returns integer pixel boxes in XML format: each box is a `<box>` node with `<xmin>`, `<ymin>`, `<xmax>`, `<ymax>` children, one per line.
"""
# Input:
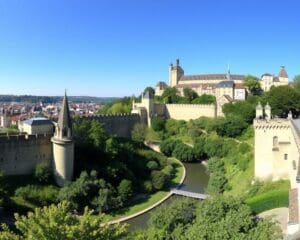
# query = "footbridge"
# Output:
<box><xmin>170</xmin><ymin>189</ymin><xmax>208</xmax><ymax>200</ymax></box>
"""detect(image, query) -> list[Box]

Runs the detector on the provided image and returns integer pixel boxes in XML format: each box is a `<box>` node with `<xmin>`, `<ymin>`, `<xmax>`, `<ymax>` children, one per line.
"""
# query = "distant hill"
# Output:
<box><xmin>0</xmin><ymin>95</ymin><xmax>119</xmax><ymax>104</ymax></box>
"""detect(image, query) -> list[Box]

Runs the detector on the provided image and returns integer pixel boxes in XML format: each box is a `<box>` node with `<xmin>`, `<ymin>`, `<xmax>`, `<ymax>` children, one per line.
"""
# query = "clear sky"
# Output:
<box><xmin>0</xmin><ymin>0</ymin><xmax>299</xmax><ymax>97</ymax></box>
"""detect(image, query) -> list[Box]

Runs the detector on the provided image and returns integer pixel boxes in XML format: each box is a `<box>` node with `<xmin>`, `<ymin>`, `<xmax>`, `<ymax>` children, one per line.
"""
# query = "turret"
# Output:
<box><xmin>169</xmin><ymin>58</ymin><xmax>184</xmax><ymax>87</ymax></box>
<box><xmin>278</xmin><ymin>66</ymin><xmax>288</xmax><ymax>83</ymax></box>
<box><xmin>142</xmin><ymin>90</ymin><xmax>154</xmax><ymax>126</ymax></box>
<box><xmin>51</xmin><ymin>91</ymin><xmax>74</xmax><ymax>186</ymax></box>
<box><xmin>264</xmin><ymin>102</ymin><xmax>271</xmax><ymax>120</ymax></box>
<box><xmin>256</xmin><ymin>102</ymin><xmax>263</xmax><ymax>119</ymax></box>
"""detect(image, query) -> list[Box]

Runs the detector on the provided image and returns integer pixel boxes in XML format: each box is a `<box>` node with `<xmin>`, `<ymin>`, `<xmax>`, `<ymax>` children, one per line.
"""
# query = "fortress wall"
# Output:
<box><xmin>165</xmin><ymin>104</ymin><xmax>216</xmax><ymax>120</ymax></box>
<box><xmin>84</xmin><ymin>113</ymin><xmax>141</xmax><ymax>138</ymax></box>
<box><xmin>254</xmin><ymin>119</ymin><xmax>298</xmax><ymax>183</ymax></box>
<box><xmin>153</xmin><ymin>104</ymin><xmax>166</xmax><ymax>118</ymax></box>
<box><xmin>0</xmin><ymin>134</ymin><xmax>53</xmax><ymax>175</ymax></box>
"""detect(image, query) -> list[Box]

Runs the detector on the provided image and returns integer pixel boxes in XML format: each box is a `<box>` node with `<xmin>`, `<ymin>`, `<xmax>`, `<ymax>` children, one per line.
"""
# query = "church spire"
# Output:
<box><xmin>57</xmin><ymin>91</ymin><xmax>72</xmax><ymax>139</ymax></box>
<box><xmin>226</xmin><ymin>64</ymin><xmax>231</xmax><ymax>81</ymax></box>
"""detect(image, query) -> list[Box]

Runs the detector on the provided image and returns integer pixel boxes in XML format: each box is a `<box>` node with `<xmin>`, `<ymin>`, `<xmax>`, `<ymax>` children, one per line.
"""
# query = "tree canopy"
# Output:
<box><xmin>244</xmin><ymin>75</ymin><xmax>261</xmax><ymax>95</ymax></box>
<box><xmin>0</xmin><ymin>201</ymin><xmax>127</xmax><ymax>240</ymax></box>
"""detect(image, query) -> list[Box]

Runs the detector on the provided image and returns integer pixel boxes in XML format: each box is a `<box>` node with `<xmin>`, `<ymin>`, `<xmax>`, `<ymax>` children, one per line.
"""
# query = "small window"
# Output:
<box><xmin>293</xmin><ymin>160</ymin><xmax>296</xmax><ymax>170</ymax></box>
<box><xmin>284</xmin><ymin>154</ymin><xmax>288</xmax><ymax>160</ymax></box>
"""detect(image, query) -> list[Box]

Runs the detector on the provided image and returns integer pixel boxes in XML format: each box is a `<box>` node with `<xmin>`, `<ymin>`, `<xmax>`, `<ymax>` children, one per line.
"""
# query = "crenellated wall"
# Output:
<box><xmin>254</xmin><ymin>119</ymin><xmax>299</xmax><ymax>187</ymax></box>
<box><xmin>165</xmin><ymin>104</ymin><xmax>216</xmax><ymax>120</ymax></box>
<box><xmin>83</xmin><ymin>113</ymin><xmax>141</xmax><ymax>138</ymax></box>
<box><xmin>0</xmin><ymin>134</ymin><xmax>53</xmax><ymax>175</ymax></box>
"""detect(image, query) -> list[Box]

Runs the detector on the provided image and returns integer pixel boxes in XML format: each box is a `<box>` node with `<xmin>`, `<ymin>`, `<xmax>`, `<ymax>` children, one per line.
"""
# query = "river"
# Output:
<box><xmin>125</xmin><ymin>162</ymin><xmax>209</xmax><ymax>231</ymax></box>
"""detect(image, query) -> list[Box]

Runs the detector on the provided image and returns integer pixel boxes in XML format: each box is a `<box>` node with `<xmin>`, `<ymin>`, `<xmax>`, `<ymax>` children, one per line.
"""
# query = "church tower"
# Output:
<box><xmin>169</xmin><ymin>59</ymin><xmax>184</xmax><ymax>87</ymax></box>
<box><xmin>51</xmin><ymin>91</ymin><xmax>74</xmax><ymax>186</ymax></box>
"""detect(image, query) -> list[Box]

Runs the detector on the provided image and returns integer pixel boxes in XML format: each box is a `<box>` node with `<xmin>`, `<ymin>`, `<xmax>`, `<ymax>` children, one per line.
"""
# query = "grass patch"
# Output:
<box><xmin>103</xmin><ymin>158</ymin><xmax>184</xmax><ymax>222</ymax></box>
<box><xmin>246</xmin><ymin>190</ymin><xmax>289</xmax><ymax>214</ymax></box>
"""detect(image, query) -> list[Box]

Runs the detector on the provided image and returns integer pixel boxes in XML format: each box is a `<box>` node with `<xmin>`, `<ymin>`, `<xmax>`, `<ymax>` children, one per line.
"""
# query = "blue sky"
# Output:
<box><xmin>0</xmin><ymin>0</ymin><xmax>299</xmax><ymax>97</ymax></box>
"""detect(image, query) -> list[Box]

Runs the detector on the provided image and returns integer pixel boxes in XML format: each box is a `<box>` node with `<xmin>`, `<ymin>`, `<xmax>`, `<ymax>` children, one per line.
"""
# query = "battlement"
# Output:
<box><xmin>254</xmin><ymin>118</ymin><xmax>291</xmax><ymax>129</ymax></box>
<box><xmin>0</xmin><ymin>133</ymin><xmax>52</xmax><ymax>143</ymax></box>
<box><xmin>165</xmin><ymin>103</ymin><xmax>215</xmax><ymax>108</ymax></box>
<box><xmin>83</xmin><ymin>113</ymin><xmax>140</xmax><ymax>120</ymax></box>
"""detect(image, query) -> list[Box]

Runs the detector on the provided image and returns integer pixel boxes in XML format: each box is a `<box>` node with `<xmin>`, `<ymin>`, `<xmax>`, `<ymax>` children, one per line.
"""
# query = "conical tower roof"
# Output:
<box><xmin>279</xmin><ymin>66</ymin><xmax>288</xmax><ymax>78</ymax></box>
<box><xmin>58</xmin><ymin>91</ymin><xmax>72</xmax><ymax>132</ymax></box>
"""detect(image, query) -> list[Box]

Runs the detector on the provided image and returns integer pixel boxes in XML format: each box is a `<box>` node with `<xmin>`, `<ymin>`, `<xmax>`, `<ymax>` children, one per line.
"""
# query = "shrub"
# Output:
<box><xmin>117</xmin><ymin>179</ymin><xmax>133</xmax><ymax>203</ymax></box>
<box><xmin>204</xmin><ymin>136</ymin><xmax>227</xmax><ymax>158</ymax></box>
<box><xmin>34</xmin><ymin>162</ymin><xmax>52</xmax><ymax>184</ymax></box>
<box><xmin>237</xmin><ymin>155</ymin><xmax>249</xmax><ymax>171</ymax></box>
<box><xmin>15</xmin><ymin>185</ymin><xmax>59</xmax><ymax>206</ymax></box>
<box><xmin>160</xmin><ymin>139</ymin><xmax>181</xmax><ymax>157</ymax></box>
<box><xmin>131</xmin><ymin>123</ymin><xmax>148</xmax><ymax>143</ymax></box>
<box><xmin>215</xmin><ymin>117</ymin><xmax>248</xmax><ymax>137</ymax></box>
<box><xmin>206</xmin><ymin>157</ymin><xmax>227</xmax><ymax>194</ymax></box>
<box><xmin>147</xmin><ymin>161</ymin><xmax>159</xmax><ymax>170</ymax></box>
<box><xmin>193</xmin><ymin>136</ymin><xmax>207</xmax><ymax>160</ymax></box>
<box><xmin>151</xmin><ymin>117</ymin><xmax>166</xmax><ymax>132</ymax></box>
<box><xmin>172</xmin><ymin>143</ymin><xmax>196</xmax><ymax>162</ymax></box>
<box><xmin>151</xmin><ymin>171</ymin><xmax>167</xmax><ymax>190</ymax></box>
<box><xmin>143</xmin><ymin>180</ymin><xmax>153</xmax><ymax>193</ymax></box>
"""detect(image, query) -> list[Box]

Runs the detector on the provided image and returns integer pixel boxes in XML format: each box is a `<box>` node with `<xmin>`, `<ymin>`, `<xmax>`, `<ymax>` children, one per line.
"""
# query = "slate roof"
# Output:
<box><xmin>144</xmin><ymin>91</ymin><xmax>154</xmax><ymax>99</ymax></box>
<box><xmin>180</xmin><ymin>74</ymin><xmax>245</xmax><ymax>81</ymax></box>
<box><xmin>23</xmin><ymin>117</ymin><xmax>53</xmax><ymax>126</ymax></box>
<box><xmin>216</xmin><ymin>80</ymin><xmax>234</xmax><ymax>88</ymax></box>
<box><xmin>58</xmin><ymin>92</ymin><xmax>72</xmax><ymax>131</ymax></box>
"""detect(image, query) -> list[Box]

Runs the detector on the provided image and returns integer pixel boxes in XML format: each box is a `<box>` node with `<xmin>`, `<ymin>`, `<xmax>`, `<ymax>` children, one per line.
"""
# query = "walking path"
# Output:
<box><xmin>258</xmin><ymin>207</ymin><xmax>288</xmax><ymax>236</ymax></box>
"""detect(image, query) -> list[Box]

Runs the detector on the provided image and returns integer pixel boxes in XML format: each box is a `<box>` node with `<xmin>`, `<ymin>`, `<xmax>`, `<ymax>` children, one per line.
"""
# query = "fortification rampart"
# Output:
<box><xmin>83</xmin><ymin>113</ymin><xmax>141</xmax><ymax>138</ymax></box>
<box><xmin>254</xmin><ymin>119</ymin><xmax>299</xmax><ymax>186</ymax></box>
<box><xmin>0</xmin><ymin>134</ymin><xmax>53</xmax><ymax>175</ymax></box>
<box><xmin>165</xmin><ymin>104</ymin><xmax>216</xmax><ymax>120</ymax></box>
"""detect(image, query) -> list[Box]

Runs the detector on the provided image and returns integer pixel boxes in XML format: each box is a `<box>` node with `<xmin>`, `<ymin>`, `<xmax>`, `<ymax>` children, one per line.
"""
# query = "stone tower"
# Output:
<box><xmin>142</xmin><ymin>90</ymin><xmax>154</xmax><ymax>126</ymax></box>
<box><xmin>169</xmin><ymin>59</ymin><xmax>184</xmax><ymax>87</ymax></box>
<box><xmin>256</xmin><ymin>102</ymin><xmax>263</xmax><ymax>119</ymax></box>
<box><xmin>51</xmin><ymin>92</ymin><xmax>74</xmax><ymax>186</ymax></box>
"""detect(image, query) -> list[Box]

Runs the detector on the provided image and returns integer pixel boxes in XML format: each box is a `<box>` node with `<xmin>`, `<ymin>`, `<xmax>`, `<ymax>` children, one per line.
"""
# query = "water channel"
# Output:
<box><xmin>126</xmin><ymin>162</ymin><xmax>209</xmax><ymax>231</ymax></box>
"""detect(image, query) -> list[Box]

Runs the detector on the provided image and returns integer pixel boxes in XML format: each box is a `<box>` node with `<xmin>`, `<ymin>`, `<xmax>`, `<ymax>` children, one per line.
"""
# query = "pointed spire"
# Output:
<box><xmin>226</xmin><ymin>64</ymin><xmax>231</xmax><ymax>81</ymax></box>
<box><xmin>57</xmin><ymin>91</ymin><xmax>72</xmax><ymax>138</ymax></box>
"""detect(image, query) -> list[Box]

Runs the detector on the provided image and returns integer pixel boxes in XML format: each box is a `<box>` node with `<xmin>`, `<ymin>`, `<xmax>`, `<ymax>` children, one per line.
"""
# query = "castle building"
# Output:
<box><xmin>0</xmin><ymin>92</ymin><xmax>74</xmax><ymax>187</ymax></box>
<box><xmin>51</xmin><ymin>92</ymin><xmax>74</xmax><ymax>186</ymax></box>
<box><xmin>260</xmin><ymin>66</ymin><xmax>289</xmax><ymax>92</ymax></box>
<box><xmin>254</xmin><ymin>104</ymin><xmax>300</xmax><ymax>237</ymax></box>
<box><xmin>18</xmin><ymin>117</ymin><xmax>54</xmax><ymax>135</ymax></box>
<box><xmin>163</xmin><ymin>59</ymin><xmax>246</xmax><ymax>101</ymax></box>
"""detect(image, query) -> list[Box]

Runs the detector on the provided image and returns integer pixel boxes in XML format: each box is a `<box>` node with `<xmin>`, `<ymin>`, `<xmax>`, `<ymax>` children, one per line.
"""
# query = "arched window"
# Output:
<box><xmin>273</xmin><ymin>136</ymin><xmax>278</xmax><ymax>147</ymax></box>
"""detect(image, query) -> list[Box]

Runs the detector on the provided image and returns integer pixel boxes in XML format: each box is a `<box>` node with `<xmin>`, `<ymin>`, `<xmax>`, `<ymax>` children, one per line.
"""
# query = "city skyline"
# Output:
<box><xmin>0</xmin><ymin>0</ymin><xmax>299</xmax><ymax>97</ymax></box>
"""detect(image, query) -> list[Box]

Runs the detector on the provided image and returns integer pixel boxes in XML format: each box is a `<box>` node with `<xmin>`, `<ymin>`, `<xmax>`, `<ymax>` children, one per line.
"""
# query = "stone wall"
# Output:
<box><xmin>0</xmin><ymin>134</ymin><xmax>53</xmax><ymax>175</ymax></box>
<box><xmin>83</xmin><ymin>113</ymin><xmax>141</xmax><ymax>138</ymax></box>
<box><xmin>165</xmin><ymin>104</ymin><xmax>216</xmax><ymax>120</ymax></box>
<box><xmin>254</xmin><ymin>119</ymin><xmax>299</xmax><ymax>187</ymax></box>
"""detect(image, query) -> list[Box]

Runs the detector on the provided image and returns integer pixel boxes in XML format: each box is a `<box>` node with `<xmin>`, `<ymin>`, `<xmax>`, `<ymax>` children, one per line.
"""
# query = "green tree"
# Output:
<box><xmin>264</xmin><ymin>85</ymin><xmax>300</xmax><ymax>117</ymax></box>
<box><xmin>222</xmin><ymin>100</ymin><xmax>255</xmax><ymax>124</ymax></box>
<box><xmin>0</xmin><ymin>201</ymin><xmax>128</xmax><ymax>240</ymax></box>
<box><xmin>131</xmin><ymin>123</ymin><xmax>148</xmax><ymax>143</ymax></box>
<box><xmin>192</xmin><ymin>94</ymin><xmax>216</xmax><ymax>104</ymax></box>
<box><xmin>160</xmin><ymin>139</ymin><xmax>181</xmax><ymax>157</ymax></box>
<box><xmin>293</xmin><ymin>75</ymin><xmax>300</xmax><ymax>91</ymax></box>
<box><xmin>161</xmin><ymin>87</ymin><xmax>180</xmax><ymax>103</ymax></box>
<box><xmin>34</xmin><ymin>162</ymin><xmax>52</xmax><ymax>184</ymax></box>
<box><xmin>117</xmin><ymin>179</ymin><xmax>133</xmax><ymax>203</ymax></box>
<box><xmin>186</xmin><ymin>197</ymin><xmax>281</xmax><ymax>240</ymax></box>
<box><xmin>151</xmin><ymin>117</ymin><xmax>166</xmax><ymax>132</ymax></box>
<box><xmin>193</xmin><ymin>136</ymin><xmax>207</xmax><ymax>160</ymax></box>
<box><xmin>183</xmin><ymin>88</ymin><xmax>198</xmax><ymax>103</ymax></box>
<box><xmin>151</xmin><ymin>171</ymin><xmax>167</xmax><ymax>190</ymax></box>
<box><xmin>244</xmin><ymin>75</ymin><xmax>261</xmax><ymax>95</ymax></box>
<box><xmin>172</xmin><ymin>142</ymin><xmax>196</xmax><ymax>162</ymax></box>
<box><xmin>206</xmin><ymin>157</ymin><xmax>227</xmax><ymax>194</ymax></box>
<box><xmin>215</xmin><ymin>116</ymin><xmax>248</xmax><ymax>137</ymax></box>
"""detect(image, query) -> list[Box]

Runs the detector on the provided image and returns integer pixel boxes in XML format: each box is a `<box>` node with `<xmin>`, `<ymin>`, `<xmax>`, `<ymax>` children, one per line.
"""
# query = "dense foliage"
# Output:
<box><xmin>98</xmin><ymin>97</ymin><xmax>132</xmax><ymax>114</ymax></box>
<box><xmin>34</xmin><ymin>162</ymin><xmax>52</xmax><ymax>184</ymax></box>
<box><xmin>130</xmin><ymin>197</ymin><xmax>282</xmax><ymax>239</ymax></box>
<box><xmin>0</xmin><ymin>201</ymin><xmax>127</xmax><ymax>240</ymax></box>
